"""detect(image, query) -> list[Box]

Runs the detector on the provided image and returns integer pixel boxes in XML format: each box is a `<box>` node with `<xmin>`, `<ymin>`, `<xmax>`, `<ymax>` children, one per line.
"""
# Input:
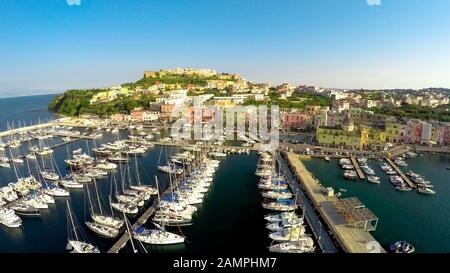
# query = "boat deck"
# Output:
<box><xmin>385</xmin><ymin>158</ymin><xmax>416</xmax><ymax>188</ymax></box>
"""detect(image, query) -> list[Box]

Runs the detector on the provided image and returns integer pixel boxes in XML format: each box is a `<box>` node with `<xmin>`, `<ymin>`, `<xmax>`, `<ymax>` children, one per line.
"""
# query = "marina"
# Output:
<box><xmin>0</xmin><ymin>95</ymin><xmax>449</xmax><ymax>253</ymax></box>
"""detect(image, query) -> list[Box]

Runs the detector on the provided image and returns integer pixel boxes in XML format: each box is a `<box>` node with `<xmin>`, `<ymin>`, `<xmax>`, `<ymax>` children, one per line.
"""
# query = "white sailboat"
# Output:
<box><xmin>133</xmin><ymin>176</ymin><xmax>185</xmax><ymax>245</ymax></box>
<box><xmin>66</xmin><ymin>201</ymin><xmax>100</xmax><ymax>253</ymax></box>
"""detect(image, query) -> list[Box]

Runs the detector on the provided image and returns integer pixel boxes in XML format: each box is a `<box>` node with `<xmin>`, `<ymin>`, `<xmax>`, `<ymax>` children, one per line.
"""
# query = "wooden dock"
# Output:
<box><xmin>350</xmin><ymin>157</ymin><xmax>366</xmax><ymax>180</ymax></box>
<box><xmin>385</xmin><ymin>158</ymin><xmax>416</xmax><ymax>188</ymax></box>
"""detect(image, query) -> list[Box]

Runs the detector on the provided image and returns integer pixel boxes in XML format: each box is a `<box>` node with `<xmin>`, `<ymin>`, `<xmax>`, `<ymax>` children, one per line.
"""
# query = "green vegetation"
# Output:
<box><xmin>48</xmin><ymin>89</ymin><xmax>157</xmax><ymax>117</ymax></box>
<box><xmin>371</xmin><ymin>103</ymin><xmax>450</xmax><ymax>122</ymax></box>
<box><xmin>135</xmin><ymin>74</ymin><xmax>237</xmax><ymax>89</ymax></box>
<box><xmin>361</xmin><ymin>92</ymin><xmax>383</xmax><ymax>100</ymax></box>
<box><xmin>243</xmin><ymin>91</ymin><xmax>332</xmax><ymax>109</ymax></box>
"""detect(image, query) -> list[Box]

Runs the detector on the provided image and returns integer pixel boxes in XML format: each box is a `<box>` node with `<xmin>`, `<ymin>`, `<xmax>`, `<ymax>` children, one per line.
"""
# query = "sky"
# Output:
<box><xmin>0</xmin><ymin>0</ymin><xmax>450</xmax><ymax>97</ymax></box>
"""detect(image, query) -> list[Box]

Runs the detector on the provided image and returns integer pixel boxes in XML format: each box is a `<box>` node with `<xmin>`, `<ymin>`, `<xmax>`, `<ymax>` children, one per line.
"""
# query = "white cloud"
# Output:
<box><xmin>367</xmin><ymin>0</ymin><xmax>381</xmax><ymax>6</ymax></box>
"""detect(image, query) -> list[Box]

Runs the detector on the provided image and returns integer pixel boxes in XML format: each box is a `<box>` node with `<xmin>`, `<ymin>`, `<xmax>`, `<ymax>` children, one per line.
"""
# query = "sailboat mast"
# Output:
<box><xmin>93</xmin><ymin>178</ymin><xmax>103</xmax><ymax>215</ymax></box>
<box><xmin>123</xmin><ymin>212</ymin><xmax>137</xmax><ymax>253</ymax></box>
<box><xmin>66</xmin><ymin>201</ymin><xmax>80</xmax><ymax>242</ymax></box>
<box><xmin>85</xmin><ymin>182</ymin><xmax>95</xmax><ymax>215</ymax></box>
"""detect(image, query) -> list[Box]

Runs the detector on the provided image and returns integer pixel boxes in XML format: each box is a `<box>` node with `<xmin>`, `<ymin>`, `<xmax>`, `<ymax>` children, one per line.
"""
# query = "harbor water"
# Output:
<box><xmin>302</xmin><ymin>154</ymin><xmax>450</xmax><ymax>253</ymax></box>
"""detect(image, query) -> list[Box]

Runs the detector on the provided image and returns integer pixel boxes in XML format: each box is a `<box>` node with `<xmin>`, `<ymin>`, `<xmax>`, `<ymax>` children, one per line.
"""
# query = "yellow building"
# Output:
<box><xmin>384</xmin><ymin>122</ymin><xmax>402</xmax><ymax>143</ymax></box>
<box><xmin>316</xmin><ymin>126</ymin><xmax>362</xmax><ymax>149</ymax></box>
<box><xmin>316</xmin><ymin>114</ymin><xmax>362</xmax><ymax>149</ymax></box>
<box><xmin>213</xmin><ymin>99</ymin><xmax>236</xmax><ymax>108</ymax></box>
<box><xmin>360</xmin><ymin>126</ymin><xmax>387</xmax><ymax>149</ymax></box>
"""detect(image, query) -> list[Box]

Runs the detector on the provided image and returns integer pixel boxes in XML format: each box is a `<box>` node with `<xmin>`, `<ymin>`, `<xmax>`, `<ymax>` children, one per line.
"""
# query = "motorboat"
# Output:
<box><xmin>262</xmin><ymin>199</ymin><xmax>298</xmax><ymax>211</ymax></box>
<box><xmin>390</xmin><ymin>241</ymin><xmax>415</xmax><ymax>253</ymax></box>
<box><xmin>339</xmin><ymin>158</ymin><xmax>351</xmax><ymax>165</ymax></box>
<box><xmin>389</xmin><ymin>176</ymin><xmax>404</xmax><ymax>186</ymax></box>
<box><xmin>264</xmin><ymin>212</ymin><xmax>299</xmax><ymax>222</ymax></box>
<box><xmin>360</xmin><ymin>165</ymin><xmax>375</xmax><ymax>175</ymax></box>
<box><xmin>0</xmin><ymin>186</ymin><xmax>19</xmax><ymax>202</ymax></box>
<box><xmin>417</xmin><ymin>186</ymin><xmax>436</xmax><ymax>195</ymax></box>
<box><xmin>261</xmin><ymin>190</ymin><xmax>293</xmax><ymax>199</ymax></box>
<box><xmin>343</xmin><ymin>170</ymin><xmax>358</xmax><ymax>180</ymax></box>
<box><xmin>22</xmin><ymin>196</ymin><xmax>49</xmax><ymax>209</ymax></box>
<box><xmin>268</xmin><ymin>226</ymin><xmax>307</xmax><ymax>242</ymax></box>
<box><xmin>269</xmin><ymin>237</ymin><xmax>315</xmax><ymax>253</ymax></box>
<box><xmin>0</xmin><ymin>208</ymin><xmax>22</xmax><ymax>228</ymax></box>
<box><xmin>396</xmin><ymin>185</ymin><xmax>412</xmax><ymax>192</ymax></box>
<box><xmin>266</xmin><ymin>218</ymin><xmax>304</xmax><ymax>231</ymax></box>
<box><xmin>367</xmin><ymin>176</ymin><xmax>381</xmax><ymax>184</ymax></box>
<box><xmin>9</xmin><ymin>203</ymin><xmax>40</xmax><ymax>217</ymax></box>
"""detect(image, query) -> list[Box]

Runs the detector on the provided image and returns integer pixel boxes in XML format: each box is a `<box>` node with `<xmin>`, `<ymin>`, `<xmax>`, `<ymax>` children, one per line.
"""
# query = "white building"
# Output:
<box><xmin>421</xmin><ymin>122</ymin><xmax>432</xmax><ymax>144</ymax></box>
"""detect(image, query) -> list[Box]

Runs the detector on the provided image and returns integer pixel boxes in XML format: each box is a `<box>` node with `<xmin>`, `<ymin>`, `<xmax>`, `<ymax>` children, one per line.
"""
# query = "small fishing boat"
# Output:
<box><xmin>390</xmin><ymin>241</ymin><xmax>415</xmax><ymax>253</ymax></box>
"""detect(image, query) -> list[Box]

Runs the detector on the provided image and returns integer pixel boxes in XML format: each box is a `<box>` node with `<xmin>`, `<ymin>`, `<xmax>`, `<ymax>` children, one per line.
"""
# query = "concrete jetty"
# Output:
<box><xmin>280</xmin><ymin>151</ymin><xmax>385</xmax><ymax>253</ymax></box>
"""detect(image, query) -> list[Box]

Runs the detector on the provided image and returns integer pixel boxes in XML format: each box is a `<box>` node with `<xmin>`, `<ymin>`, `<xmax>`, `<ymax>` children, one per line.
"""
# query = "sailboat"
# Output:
<box><xmin>86</xmin><ymin>179</ymin><xmax>124</xmax><ymax>230</ymax></box>
<box><xmin>133</xmin><ymin>176</ymin><xmax>185</xmax><ymax>245</ymax></box>
<box><xmin>66</xmin><ymin>200</ymin><xmax>100</xmax><ymax>253</ymax></box>
<box><xmin>129</xmin><ymin>154</ymin><xmax>158</xmax><ymax>198</ymax></box>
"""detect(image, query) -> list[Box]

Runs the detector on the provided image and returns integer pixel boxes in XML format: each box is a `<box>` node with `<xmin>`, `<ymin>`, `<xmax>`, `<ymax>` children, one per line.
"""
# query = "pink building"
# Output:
<box><xmin>283</xmin><ymin>112</ymin><xmax>311</xmax><ymax>130</ymax></box>
<box><xmin>401</xmin><ymin>120</ymin><xmax>423</xmax><ymax>144</ymax></box>
<box><xmin>444</xmin><ymin>124</ymin><xmax>450</xmax><ymax>145</ymax></box>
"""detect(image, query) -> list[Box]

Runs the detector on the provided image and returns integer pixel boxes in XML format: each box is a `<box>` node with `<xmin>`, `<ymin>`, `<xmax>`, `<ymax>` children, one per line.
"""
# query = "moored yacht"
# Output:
<box><xmin>269</xmin><ymin>237</ymin><xmax>315</xmax><ymax>253</ymax></box>
<box><xmin>85</xmin><ymin>222</ymin><xmax>120</xmax><ymax>239</ymax></box>
<box><xmin>133</xmin><ymin>225</ymin><xmax>185</xmax><ymax>245</ymax></box>
<box><xmin>0</xmin><ymin>208</ymin><xmax>22</xmax><ymax>228</ymax></box>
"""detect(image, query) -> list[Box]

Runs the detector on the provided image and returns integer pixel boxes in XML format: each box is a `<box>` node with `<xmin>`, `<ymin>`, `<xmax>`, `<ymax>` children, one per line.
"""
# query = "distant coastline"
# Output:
<box><xmin>0</xmin><ymin>92</ymin><xmax>61</xmax><ymax>100</ymax></box>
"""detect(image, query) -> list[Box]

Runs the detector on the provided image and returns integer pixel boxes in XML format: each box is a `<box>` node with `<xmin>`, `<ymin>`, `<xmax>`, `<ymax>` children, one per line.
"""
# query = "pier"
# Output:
<box><xmin>279</xmin><ymin>151</ymin><xmax>385</xmax><ymax>253</ymax></box>
<box><xmin>385</xmin><ymin>158</ymin><xmax>416</xmax><ymax>188</ymax></box>
<box><xmin>0</xmin><ymin>122</ymin><xmax>56</xmax><ymax>138</ymax></box>
<box><xmin>276</xmin><ymin>152</ymin><xmax>338</xmax><ymax>253</ymax></box>
<box><xmin>350</xmin><ymin>157</ymin><xmax>366</xmax><ymax>180</ymax></box>
<box><xmin>107</xmin><ymin>187</ymin><xmax>171</xmax><ymax>253</ymax></box>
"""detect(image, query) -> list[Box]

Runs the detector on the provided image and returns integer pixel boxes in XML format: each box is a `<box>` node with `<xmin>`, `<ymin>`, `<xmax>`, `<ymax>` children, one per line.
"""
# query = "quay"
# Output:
<box><xmin>350</xmin><ymin>157</ymin><xmax>366</xmax><ymax>180</ymax></box>
<box><xmin>0</xmin><ymin>122</ymin><xmax>56</xmax><ymax>138</ymax></box>
<box><xmin>385</xmin><ymin>157</ymin><xmax>416</xmax><ymax>188</ymax></box>
<box><xmin>276</xmin><ymin>152</ymin><xmax>338</xmax><ymax>253</ymax></box>
<box><xmin>279</xmin><ymin>151</ymin><xmax>385</xmax><ymax>253</ymax></box>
